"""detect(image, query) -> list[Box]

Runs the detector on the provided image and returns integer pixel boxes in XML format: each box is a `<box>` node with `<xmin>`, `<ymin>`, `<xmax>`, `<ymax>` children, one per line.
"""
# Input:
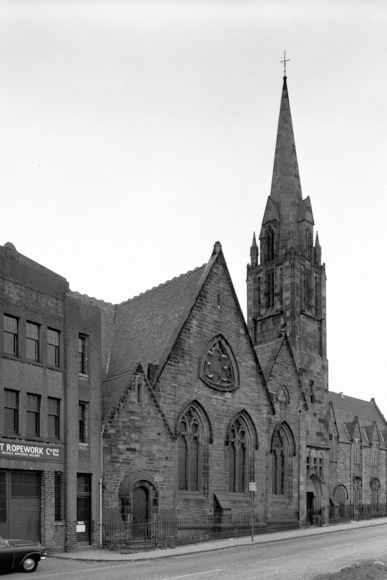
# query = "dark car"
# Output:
<box><xmin>0</xmin><ymin>535</ymin><xmax>47</xmax><ymax>573</ymax></box>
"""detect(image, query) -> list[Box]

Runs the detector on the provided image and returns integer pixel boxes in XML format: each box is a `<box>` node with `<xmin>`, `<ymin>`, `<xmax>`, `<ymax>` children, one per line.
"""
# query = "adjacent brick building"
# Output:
<box><xmin>0</xmin><ymin>243</ymin><xmax>101</xmax><ymax>551</ymax></box>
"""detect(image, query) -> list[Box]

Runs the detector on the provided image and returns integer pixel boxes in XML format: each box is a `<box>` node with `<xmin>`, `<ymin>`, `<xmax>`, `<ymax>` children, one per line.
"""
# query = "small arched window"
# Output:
<box><xmin>266</xmin><ymin>227</ymin><xmax>275</xmax><ymax>262</ymax></box>
<box><xmin>318</xmin><ymin>453</ymin><xmax>323</xmax><ymax>479</ymax></box>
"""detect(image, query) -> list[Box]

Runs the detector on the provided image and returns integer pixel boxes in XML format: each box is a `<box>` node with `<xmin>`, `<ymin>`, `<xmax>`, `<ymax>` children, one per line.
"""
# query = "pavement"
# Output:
<box><xmin>52</xmin><ymin>517</ymin><xmax>387</xmax><ymax>562</ymax></box>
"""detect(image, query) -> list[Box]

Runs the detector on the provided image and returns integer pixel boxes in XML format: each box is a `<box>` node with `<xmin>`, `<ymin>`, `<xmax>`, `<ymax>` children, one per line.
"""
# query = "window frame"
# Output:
<box><xmin>26</xmin><ymin>393</ymin><xmax>41</xmax><ymax>437</ymax></box>
<box><xmin>178</xmin><ymin>408</ymin><xmax>202</xmax><ymax>492</ymax></box>
<box><xmin>78</xmin><ymin>333</ymin><xmax>89</xmax><ymax>375</ymax></box>
<box><xmin>26</xmin><ymin>321</ymin><xmax>40</xmax><ymax>362</ymax></box>
<box><xmin>79</xmin><ymin>402</ymin><xmax>89</xmax><ymax>444</ymax></box>
<box><xmin>47</xmin><ymin>328</ymin><xmax>60</xmax><ymax>367</ymax></box>
<box><xmin>4</xmin><ymin>389</ymin><xmax>19</xmax><ymax>435</ymax></box>
<box><xmin>3</xmin><ymin>314</ymin><xmax>18</xmax><ymax>356</ymax></box>
<box><xmin>48</xmin><ymin>397</ymin><xmax>60</xmax><ymax>440</ymax></box>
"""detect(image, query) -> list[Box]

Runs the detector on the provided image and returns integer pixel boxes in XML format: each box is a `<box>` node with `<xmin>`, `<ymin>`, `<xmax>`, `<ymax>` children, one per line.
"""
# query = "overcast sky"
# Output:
<box><xmin>0</xmin><ymin>1</ymin><xmax>386</xmax><ymax>411</ymax></box>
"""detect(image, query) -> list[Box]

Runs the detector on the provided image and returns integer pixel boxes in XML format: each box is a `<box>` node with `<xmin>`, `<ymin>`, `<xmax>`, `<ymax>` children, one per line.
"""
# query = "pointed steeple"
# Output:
<box><xmin>270</xmin><ymin>77</ymin><xmax>302</xmax><ymax>218</ymax></box>
<box><xmin>250</xmin><ymin>232</ymin><xmax>258</xmax><ymax>266</ymax></box>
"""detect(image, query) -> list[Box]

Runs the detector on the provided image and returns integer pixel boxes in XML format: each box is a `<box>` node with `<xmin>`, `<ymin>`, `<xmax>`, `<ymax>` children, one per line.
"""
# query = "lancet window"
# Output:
<box><xmin>178</xmin><ymin>407</ymin><xmax>202</xmax><ymax>491</ymax></box>
<box><xmin>271</xmin><ymin>424</ymin><xmax>294</xmax><ymax>497</ymax></box>
<box><xmin>228</xmin><ymin>416</ymin><xmax>248</xmax><ymax>493</ymax></box>
<box><xmin>266</xmin><ymin>227</ymin><xmax>275</xmax><ymax>262</ymax></box>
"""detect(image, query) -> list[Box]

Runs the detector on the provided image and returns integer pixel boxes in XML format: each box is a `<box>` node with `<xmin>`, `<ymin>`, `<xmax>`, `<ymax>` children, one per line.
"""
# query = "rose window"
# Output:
<box><xmin>200</xmin><ymin>337</ymin><xmax>238</xmax><ymax>391</ymax></box>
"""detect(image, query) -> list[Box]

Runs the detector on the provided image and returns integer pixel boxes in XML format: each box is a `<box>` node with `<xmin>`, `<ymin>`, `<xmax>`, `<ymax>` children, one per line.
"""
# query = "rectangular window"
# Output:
<box><xmin>78</xmin><ymin>334</ymin><xmax>88</xmax><ymax>375</ymax></box>
<box><xmin>26</xmin><ymin>322</ymin><xmax>40</xmax><ymax>361</ymax></box>
<box><xmin>4</xmin><ymin>389</ymin><xmax>19</xmax><ymax>434</ymax></box>
<box><xmin>79</xmin><ymin>402</ymin><xmax>88</xmax><ymax>443</ymax></box>
<box><xmin>48</xmin><ymin>398</ymin><xmax>60</xmax><ymax>439</ymax></box>
<box><xmin>4</xmin><ymin>315</ymin><xmax>18</xmax><ymax>356</ymax></box>
<box><xmin>47</xmin><ymin>328</ymin><xmax>60</xmax><ymax>367</ymax></box>
<box><xmin>26</xmin><ymin>393</ymin><xmax>40</xmax><ymax>437</ymax></box>
<box><xmin>55</xmin><ymin>472</ymin><xmax>62</xmax><ymax>521</ymax></box>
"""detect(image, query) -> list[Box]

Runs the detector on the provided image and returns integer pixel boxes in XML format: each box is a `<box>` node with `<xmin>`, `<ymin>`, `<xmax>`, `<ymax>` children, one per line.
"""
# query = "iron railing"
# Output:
<box><xmin>102</xmin><ymin>514</ymin><xmax>299</xmax><ymax>553</ymax></box>
<box><xmin>329</xmin><ymin>503</ymin><xmax>387</xmax><ymax>522</ymax></box>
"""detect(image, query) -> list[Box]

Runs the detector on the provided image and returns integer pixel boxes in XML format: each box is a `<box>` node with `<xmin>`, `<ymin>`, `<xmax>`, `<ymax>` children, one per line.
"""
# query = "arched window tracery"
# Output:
<box><xmin>228</xmin><ymin>416</ymin><xmax>248</xmax><ymax>493</ymax></box>
<box><xmin>271</xmin><ymin>423</ymin><xmax>295</xmax><ymax>497</ymax></box>
<box><xmin>178</xmin><ymin>406</ymin><xmax>203</xmax><ymax>491</ymax></box>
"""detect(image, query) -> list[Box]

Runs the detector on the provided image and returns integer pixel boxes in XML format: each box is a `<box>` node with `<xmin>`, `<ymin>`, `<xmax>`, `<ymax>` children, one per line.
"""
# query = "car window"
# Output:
<box><xmin>0</xmin><ymin>536</ymin><xmax>10</xmax><ymax>547</ymax></box>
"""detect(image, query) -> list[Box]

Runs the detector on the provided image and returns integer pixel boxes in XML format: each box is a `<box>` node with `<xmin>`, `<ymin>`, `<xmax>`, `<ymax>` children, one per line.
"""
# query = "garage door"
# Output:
<box><xmin>0</xmin><ymin>471</ymin><xmax>41</xmax><ymax>541</ymax></box>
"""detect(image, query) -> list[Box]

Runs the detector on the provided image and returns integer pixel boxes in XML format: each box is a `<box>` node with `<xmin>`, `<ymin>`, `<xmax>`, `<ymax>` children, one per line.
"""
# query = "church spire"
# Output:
<box><xmin>270</xmin><ymin>77</ymin><xmax>302</xmax><ymax>219</ymax></box>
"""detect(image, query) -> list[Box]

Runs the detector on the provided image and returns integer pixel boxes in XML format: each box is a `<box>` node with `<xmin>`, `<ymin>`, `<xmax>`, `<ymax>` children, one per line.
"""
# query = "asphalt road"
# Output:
<box><xmin>5</xmin><ymin>524</ymin><xmax>387</xmax><ymax>580</ymax></box>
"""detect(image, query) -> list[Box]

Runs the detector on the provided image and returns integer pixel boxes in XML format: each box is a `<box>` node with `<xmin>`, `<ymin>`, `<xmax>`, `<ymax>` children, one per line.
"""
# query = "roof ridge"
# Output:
<box><xmin>329</xmin><ymin>391</ymin><xmax>374</xmax><ymax>404</ymax></box>
<box><xmin>69</xmin><ymin>290</ymin><xmax>115</xmax><ymax>306</ymax></box>
<box><xmin>117</xmin><ymin>264</ymin><xmax>206</xmax><ymax>306</ymax></box>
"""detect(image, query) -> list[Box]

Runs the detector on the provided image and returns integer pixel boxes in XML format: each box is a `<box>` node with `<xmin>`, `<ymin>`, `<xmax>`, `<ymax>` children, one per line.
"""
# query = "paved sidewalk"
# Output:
<box><xmin>52</xmin><ymin>517</ymin><xmax>387</xmax><ymax>562</ymax></box>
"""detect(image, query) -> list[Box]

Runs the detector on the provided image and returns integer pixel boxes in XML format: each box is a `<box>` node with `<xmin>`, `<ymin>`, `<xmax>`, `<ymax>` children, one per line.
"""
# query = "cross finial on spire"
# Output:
<box><xmin>280</xmin><ymin>50</ymin><xmax>290</xmax><ymax>78</ymax></box>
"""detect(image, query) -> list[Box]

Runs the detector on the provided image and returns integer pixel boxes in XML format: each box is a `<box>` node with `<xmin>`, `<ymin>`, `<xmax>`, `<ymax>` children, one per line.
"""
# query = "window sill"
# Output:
<box><xmin>177</xmin><ymin>490</ymin><xmax>206</xmax><ymax>501</ymax></box>
<box><xmin>54</xmin><ymin>521</ymin><xmax>64</xmax><ymax>526</ymax></box>
<box><xmin>2</xmin><ymin>353</ymin><xmax>20</xmax><ymax>361</ymax></box>
<box><xmin>79</xmin><ymin>443</ymin><xmax>89</xmax><ymax>449</ymax></box>
<box><xmin>78</xmin><ymin>373</ymin><xmax>89</xmax><ymax>379</ymax></box>
<box><xmin>46</xmin><ymin>364</ymin><xmax>64</xmax><ymax>372</ymax></box>
<box><xmin>25</xmin><ymin>359</ymin><xmax>43</xmax><ymax>367</ymax></box>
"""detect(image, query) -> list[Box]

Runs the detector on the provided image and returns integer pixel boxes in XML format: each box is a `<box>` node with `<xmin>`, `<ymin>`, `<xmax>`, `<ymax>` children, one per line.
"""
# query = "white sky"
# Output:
<box><xmin>1</xmin><ymin>1</ymin><xmax>386</xmax><ymax>411</ymax></box>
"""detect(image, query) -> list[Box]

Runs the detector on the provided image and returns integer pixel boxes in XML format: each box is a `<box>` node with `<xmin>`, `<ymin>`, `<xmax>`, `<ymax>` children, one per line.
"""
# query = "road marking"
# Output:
<box><xmin>161</xmin><ymin>570</ymin><xmax>222</xmax><ymax>580</ymax></box>
<box><xmin>257</xmin><ymin>553</ymin><xmax>302</xmax><ymax>563</ymax></box>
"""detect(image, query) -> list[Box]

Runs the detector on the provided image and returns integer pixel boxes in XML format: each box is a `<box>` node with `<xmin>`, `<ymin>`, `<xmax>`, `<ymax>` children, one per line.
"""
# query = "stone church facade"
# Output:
<box><xmin>1</xmin><ymin>75</ymin><xmax>386</xmax><ymax>550</ymax></box>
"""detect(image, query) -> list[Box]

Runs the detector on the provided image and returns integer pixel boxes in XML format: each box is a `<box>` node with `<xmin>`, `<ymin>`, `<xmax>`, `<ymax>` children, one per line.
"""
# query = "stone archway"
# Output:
<box><xmin>306</xmin><ymin>474</ymin><xmax>322</xmax><ymax>525</ymax></box>
<box><xmin>118</xmin><ymin>472</ymin><xmax>159</xmax><ymax>538</ymax></box>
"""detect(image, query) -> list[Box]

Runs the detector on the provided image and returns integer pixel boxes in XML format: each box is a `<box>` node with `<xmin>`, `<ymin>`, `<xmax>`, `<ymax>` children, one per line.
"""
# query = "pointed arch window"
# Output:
<box><xmin>271</xmin><ymin>424</ymin><xmax>295</xmax><ymax>497</ymax></box>
<box><xmin>372</xmin><ymin>442</ymin><xmax>378</xmax><ymax>467</ymax></box>
<box><xmin>228</xmin><ymin>416</ymin><xmax>248</xmax><ymax>493</ymax></box>
<box><xmin>266</xmin><ymin>227</ymin><xmax>275</xmax><ymax>262</ymax></box>
<box><xmin>353</xmin><ymin>439</ymin><xmax>360</xmax><ymax>465</ymax></box>
<box><xmin>178</xmin><ymin>407</ymin><xmax>202</xmax><ymax>491</ymax></box>
<box><xmin>370</xmin><ymin>478</ymin><xmax>380</xmax><ymax>512</ymax></box>
<box><xmin>266</xmin><ymin>269</ymin><xmax>275</xmax><ymax>310</ymax></box>
<box><xmin>353</xmin><ymin>476</ymin><xmax>362</xmax><ymax>508</ymax></box>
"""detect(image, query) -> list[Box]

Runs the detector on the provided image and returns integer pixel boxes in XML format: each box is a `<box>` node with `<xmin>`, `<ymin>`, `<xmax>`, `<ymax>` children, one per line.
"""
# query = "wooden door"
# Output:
<box><xmin>133</xmin><ymin>486</ymin><xmax>149</xmax><ymax>538</ymax></box>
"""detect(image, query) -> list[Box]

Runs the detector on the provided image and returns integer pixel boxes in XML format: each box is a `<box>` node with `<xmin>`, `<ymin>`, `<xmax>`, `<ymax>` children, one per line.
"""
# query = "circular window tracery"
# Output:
<box><xmin>200</xmin><ymin>336</ymin><xmax>238</xmax><ymax>392</ymax></box>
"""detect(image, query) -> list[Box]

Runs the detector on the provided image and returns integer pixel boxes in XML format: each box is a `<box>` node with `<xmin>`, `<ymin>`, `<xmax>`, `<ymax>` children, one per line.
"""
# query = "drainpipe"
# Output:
<box><xmin>100</xmin><ymin>424</ymin><xmax>104</xmax><ymax>548</ymax></box>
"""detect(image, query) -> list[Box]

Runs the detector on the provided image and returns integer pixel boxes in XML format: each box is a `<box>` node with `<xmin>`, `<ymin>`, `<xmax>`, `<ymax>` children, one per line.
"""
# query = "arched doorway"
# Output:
<box><xmin>132</xmin><ymin>485</ymin><xmax>150</xmax><ymax>538</ymax></box>
<box><xmin>118</xmin><ymin>472</ymin><xmax>158</xmax><ymax>540</ymax></box>
<box><xmin>306</xmin><ymin>475</ymin><xmax>322</xmax><ymax>525</ymax></box>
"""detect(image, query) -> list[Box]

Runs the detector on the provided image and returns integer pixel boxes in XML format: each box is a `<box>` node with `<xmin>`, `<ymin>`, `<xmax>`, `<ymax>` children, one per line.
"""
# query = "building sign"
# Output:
<box><xmin>0</xmin><ymin>438</ymin><xmax>63</xmax><ymax>462</ymax></box>
<box><xmin>249</xmin><ymin>481</ymin><xmax>257</xmax><ymax>492</ymax></box>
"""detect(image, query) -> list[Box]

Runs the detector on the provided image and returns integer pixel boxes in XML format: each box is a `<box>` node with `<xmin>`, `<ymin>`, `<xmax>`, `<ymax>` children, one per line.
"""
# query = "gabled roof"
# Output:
<box><xmin>297</xmin><ymin>196</ymin><xmax>314</xmax><ymax>225</ymax></box>
<box><xmin>105</xmin><ymin>264</ymin><xmax>206</xmax><ymax>381</ymax></box>
<box><xmin>103</xmin><ymin>241</ymin><xmax>274</xmax><ymax>418</ymax></box>
<box><xmin>261</xmin><ymin>197</ymin><xmax>280</xmax><ymax>227</ymax></box>
<box><xmin>254</xmin><ymin>333</ymin><xmax>308</xmax><ymax>408</ymax></box>
<box><xmin>102</xmin><ymin>362</ymin><xmax>139</xmax><ymax>423</ymax></box>
<box><xmin>328</xmin><ymin>391</ymin><xmax>387</xmax><ymax>445</ymax></box>
<box><xmin>255</xmin><ymin>339</ymin><xmax>282</xmax><ymax>382</ymax></box>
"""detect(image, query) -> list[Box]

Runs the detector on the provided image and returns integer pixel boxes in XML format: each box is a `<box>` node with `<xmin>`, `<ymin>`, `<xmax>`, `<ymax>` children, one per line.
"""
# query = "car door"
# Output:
<box><xmin>0</xmin><ymin>538</ymin><xmax>15</xmax><ymax>569</ymax></box>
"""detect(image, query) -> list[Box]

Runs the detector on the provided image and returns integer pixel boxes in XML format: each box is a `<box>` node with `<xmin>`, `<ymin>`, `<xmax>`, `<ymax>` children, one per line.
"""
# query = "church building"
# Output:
<box><xmin>1</xmin><ymin>74</ymin><xmax>386</xmax><ymax>551</ymax></box>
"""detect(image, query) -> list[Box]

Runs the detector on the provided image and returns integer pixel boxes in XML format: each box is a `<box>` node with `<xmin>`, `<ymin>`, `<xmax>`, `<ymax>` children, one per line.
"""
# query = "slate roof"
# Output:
<box><xmin>102</xmin><ymin>364</ymin><xmax>138</xmax><ymax>423</ymax></box>
<box><xmin>329</xmin><ymin>391</ymin><xmax>387</xmax><ymax>445</ymax></box>
<box><xmin>105</xmin><ymin>265</ymin><xmax>206</xmax><ymax>381</ymax></box>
